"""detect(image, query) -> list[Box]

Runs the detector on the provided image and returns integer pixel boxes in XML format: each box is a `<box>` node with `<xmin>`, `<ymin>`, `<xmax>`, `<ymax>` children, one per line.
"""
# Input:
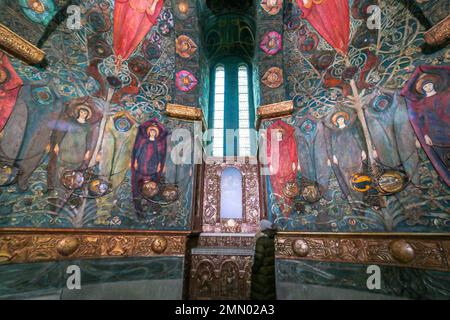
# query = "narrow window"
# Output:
<box><xmin>220</xmin><ymin>167</ymin><xmax>243</xmax><ymax>219</ymax></box>
<box><xmin>213</xmin><ymin>65</ymin><xmax>225</xmax><ymax>156</ymax></box>
<box><xmin>238</xmin><ymin>65</ymin><xmax>250</xmax><ymax>156</ymax></box>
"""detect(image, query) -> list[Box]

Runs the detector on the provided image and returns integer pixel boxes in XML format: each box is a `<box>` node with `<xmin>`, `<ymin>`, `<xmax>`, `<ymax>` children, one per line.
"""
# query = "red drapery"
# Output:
<box><xmin>0</xmin><ymin>53</ymin><xmax>23</xmax><ymax>132</ymax></box>
<box><xmin>267</xmin><ymin>120</ymin><xmax>298</xmax><ymax>215</ymax></box>
<box><xmin>296</xmin><ymin>0</ymin><xmax>350</xmax><ymax>55</ymax></box>
<box><xmin>113</xmin><ymin>0</ymin><xmax>163</xmax><ymax>66</ymax></box>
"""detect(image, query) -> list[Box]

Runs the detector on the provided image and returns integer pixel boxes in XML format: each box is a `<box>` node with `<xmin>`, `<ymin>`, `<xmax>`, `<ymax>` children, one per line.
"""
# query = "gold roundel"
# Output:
<box><xmin>389</xmin><ymin>240</ymin><xmax>415</xmax><ymax>264</ymax></box>
<box><xmin>151</xmin><ymin>236</ymin><xmax>168</xmax><ymax>254</ymax></box>
<box><xmin>351</xmin><ymin>173</ymin><xmax>372</xmax><ymax>193</ymax></box>
<box><xmin>292</xmin><ymin>239</ymin><xmax>309</xmax><ymax>257</ymax></box>
<box><xmin>56</xmin><ymin>237</ymin><xmax>80</xmax><ymax>256</ymax></box>
<box><xmin>142</xmin><ymin>180</ymin><xmax>159</xmax><ymax>198</ymax></box>
<box><xmin>377</xmin><ymin>171</ymin><xmax>405</xmax><ymax>194</ymax></box>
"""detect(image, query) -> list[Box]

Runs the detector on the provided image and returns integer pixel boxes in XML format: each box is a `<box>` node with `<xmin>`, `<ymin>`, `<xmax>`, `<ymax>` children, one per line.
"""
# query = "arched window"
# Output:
<box><xmin>238</xmin><ymin>65</ymin><xmax>250</xmax><ymax>156</ymax></box>
<box><xmin>220</xmin><ymin>167</ymin><xmax>243</xmax><ymax>219</ymax></box>
<box><xmin>209</xmin><ymin>59</ymin><xmax>254</xmax><ymax>157</ymax></box>
<box><xmin>212</xmin><ymin>65</ymin><xmax>225</xmax><ymax>157</ymax></box>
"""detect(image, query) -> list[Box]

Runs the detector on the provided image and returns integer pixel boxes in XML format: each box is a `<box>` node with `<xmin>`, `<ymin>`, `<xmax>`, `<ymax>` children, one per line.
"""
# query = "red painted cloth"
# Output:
<box><xmin>296</xmin><ymin>0</ymin><xmax>350</xmax><ymax>55</ymax></box>
<box><xmin>113</xmin><ymin>0</ymin><xmax>163</xmax><ymax>64</ymax></box>
<box><xmin>266</xmin><ymin>120</ymin><xmax>298</xmax><ymax>214</ymax></box>
<box><xmin>0</xmin><ymin>53</ymin><xmax>23</xmax><ymax>132</ymax></box>
<box><xmin>401</xmin><ymin>65</ymin><xmax>450</xmax><ymax>186</ymax></box>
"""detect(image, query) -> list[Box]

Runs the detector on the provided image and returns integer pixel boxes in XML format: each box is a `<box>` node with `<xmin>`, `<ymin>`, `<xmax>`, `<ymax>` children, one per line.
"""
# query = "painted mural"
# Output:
<box><xmin>262</xmin><ymin>0</ymin><xmax>449</xmax><ymax>232</ymax></box>
<box><xmin>0</xmin><ymin>0</ymin><xmax>195</xmax><ymax>230</ymax></box>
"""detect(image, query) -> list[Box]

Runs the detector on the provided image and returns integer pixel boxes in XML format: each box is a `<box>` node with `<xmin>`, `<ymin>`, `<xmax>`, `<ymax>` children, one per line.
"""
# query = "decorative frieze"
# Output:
<box><xmin>256</xmin><ymin>100</ymin><xmax>294</xmax><ymax>129</ymax></box>
<box><xmin>189</xmin><ymin>254</ymin><xmax>252</xmax><ymax>300</ymax></box>
<box><xmin>0</xmin><ymin>229</ymin><xmax>188</xmax><ymax>264</ymax></box>
<box><xmin>0</xmin><ymin>23</ymin><xmax>45</xmax><ymax>65</ymax></box>
<box><xmin>424</xmin><ymin>15</ymin><xmax>450</xmax><ymax>46</ymax></box>
<box><xmin>276</xmin><ymin>233</ymin><xmax>450</xmax><ymax>271</ymax></box>
<box><xmin>166</xmin><ymin>103</ymin><xmax>204</xmax><ymax>121</ymax></box>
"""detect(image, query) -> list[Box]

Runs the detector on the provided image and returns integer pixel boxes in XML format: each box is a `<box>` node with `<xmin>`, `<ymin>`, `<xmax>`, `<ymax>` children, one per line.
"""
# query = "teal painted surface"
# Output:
<box><xmin>0</xmin><ymin>257</ymin><xmax>184</xmax><ymax>299</ymax></box>
<box><xmin>276</xmin><ymin>259</ymin><xmax>450</xmax><ymax>300</ymax></box>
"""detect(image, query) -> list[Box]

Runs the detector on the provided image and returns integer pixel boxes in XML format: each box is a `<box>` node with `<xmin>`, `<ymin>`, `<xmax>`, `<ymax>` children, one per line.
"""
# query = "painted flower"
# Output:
<box><xmin>260</xmin><ymin>0</ymin><xmax>283</xmax><ymax>15</ymax></box>
<box><xmin>176</xmin><ymin>35</ymin><xmax>198</xmax><ymax>59</ymax></box>
<box><xmin>260</xmin><ymin>31</ymin><xmax>282</xmax><ymax>55</ymax></box>
<box><xmin>176</xmin><ymin>70</ymin><xmax>198</xmax><ymax>92</ymax></box>
<box><xmin>262</xmin><ymin>67</ymin><xmax>283</xmax><ymax>88</ymax></box>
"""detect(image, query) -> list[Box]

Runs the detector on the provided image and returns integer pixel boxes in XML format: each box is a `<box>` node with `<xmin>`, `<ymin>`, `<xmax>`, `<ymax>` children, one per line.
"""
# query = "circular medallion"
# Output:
<box><xmin>300</xmin><ymin>119</ymin><xmax>316</xmax><ymax>134</ymax></box>
<box><xmin>292</xmin><ymin>239</ymin><xmax>309</xmax><ymax>257</ymax></box>
<box><xmin>376</xmin><ymin>171</ymin><xmax>406</xmax><ymax>194</ymax></box>
<box><xmin>88</xmin><ymin>178</ymin><xmax>111</xmax><ymax>197</ymax></box>
<box><xmin>389</xmin><ymin>240</ymin><xmax>415</xmax><ymax>264</ymax></box>
<box><xmin>61</xmin><ymin>170</ymin><xmax>85</xmax><ymax>190</ymax></box>
<box><xmin>141</xmin><ymin>180</ymin><xmax>159</xmax><ymax>198</ymax></box>
<box><xmin>351</xmin><ymin>173</ymin><xmax>372</xmax><ymax>193</ymax></box>
<box><xmin>371</xmin><ymin>94</ymin><xmax>393</xmax><ymax>112</ymax></box>
<box><xmin>161</xmin><ymin>185</ymin><xmax>179</xmax><ymax>202</ymax></box>
<box><xmin>56</xmin><ymin>237</ymin><xmax>80</xmax><ymax>256</ymax></box>
<box><xmin>302</xmin><ymin>185</ymin><xmax>320</xmax><ymax>203</ymax></box>
<box><xmin>0</xmin><ymin>163</ymin><xmax>19</xmax><ymax>186</ymax></box>
<box><xmin>114</xmin><ymin>116</ymin><xmax>132</xmax><ymax>132</ymax></box>
<box><xmin>151</xmin><ymin>236</ymin><xmax>168</xmax><ymax>254</ymax></box>
<box><xmin>283</xmin><ymin>181</ymin><xmax>299</xmax><ymax>199</ymax></box>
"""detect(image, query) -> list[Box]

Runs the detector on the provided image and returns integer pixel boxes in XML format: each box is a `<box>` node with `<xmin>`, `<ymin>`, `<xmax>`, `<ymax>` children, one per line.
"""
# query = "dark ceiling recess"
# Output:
<box><xmin>205</xmin><ymin>0</ymin><xmax>253</xmax><ymax>13</ymax></box>
<box><xmin>200</xmin><ymin>0</ymin><xmax>256</xmax><ymax>62</ymax></box>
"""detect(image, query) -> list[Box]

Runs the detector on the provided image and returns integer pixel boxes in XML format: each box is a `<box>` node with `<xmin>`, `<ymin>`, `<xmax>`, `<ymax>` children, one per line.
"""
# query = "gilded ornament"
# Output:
<box><xmin>0</xmin><ymin>23</ymin><xmax>45</xmax><ymax>64</ymax></box>
<box><xmin>292</xmin><ymin>239</ymin><xmax>309</xmax><ymax>257</ymax></box>
<box><xmin>56</xmin><ymin>237</ymin><xmax>80</xmax><ymax>256</ymax></box>
<box><xmin>389</xmin><ymin>240</ymin><xmax>415</xmax><ymax>264</ymax></box>
<box><xmin>151</xmin><ymin>236</ymin><xmax>168</xmax><ymax>254</ymax></box>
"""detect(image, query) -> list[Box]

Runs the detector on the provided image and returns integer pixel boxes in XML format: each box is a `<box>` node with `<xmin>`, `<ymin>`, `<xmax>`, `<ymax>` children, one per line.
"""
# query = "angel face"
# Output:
<box><xmin>336</xmin><ymin>116</ymin><xmax>346</xmax><ymax>129</ymax></box>
<box><xmin>29</xmin><ymin>0</ymin><xmax>45</xmax><ymax>13</ymax></box>
<box><xmin>422</xmin><ymin>81</ymin><xmax>436</xmax><ymax>97</ymax></box>
<box><xmin>77</xmin><ymin>107</ymin><xmax>90</xmax><ymax>122</ymax></box>
<box><xmin>148</xmin><ymin>128</ymin><xmax>158</xmax><ymax>140</ymax></box>
<box><xmin>276</xmin><ymin>130</ymin><xmax>283</xmax><ymax>141</ymax></box>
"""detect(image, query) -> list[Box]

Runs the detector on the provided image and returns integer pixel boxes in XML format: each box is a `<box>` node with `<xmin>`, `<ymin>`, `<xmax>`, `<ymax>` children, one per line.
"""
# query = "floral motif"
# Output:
<box><xmin>176</xmin><ymin>70</ymin><xmax>198</xmax><ymax>92</ymax></box>
<box><xmin>176</xmin><ymin>35</ymin><xmax>198</xmax><ymax>59</ymax></box>
<box><xmin>260</xmin><ymin>0</ymin><xmax>283</xmax><ymax>15</ymax></box>
<box><xmin>260</xmin><ymin>31</ymin><xmax>282</xmax><ymax>55</ymax></box>
<box><xmin>261</xmin><ymin>67</ymin><xmax>283</xmax><ymax>88</ymax></box>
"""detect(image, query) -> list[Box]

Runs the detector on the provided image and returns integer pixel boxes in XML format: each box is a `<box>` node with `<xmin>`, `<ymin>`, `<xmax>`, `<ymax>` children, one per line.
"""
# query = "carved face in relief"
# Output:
<box><xmin>28</xmin><ymin>0</ymin><xmax>45</xmax><ymax>13</ymax></box>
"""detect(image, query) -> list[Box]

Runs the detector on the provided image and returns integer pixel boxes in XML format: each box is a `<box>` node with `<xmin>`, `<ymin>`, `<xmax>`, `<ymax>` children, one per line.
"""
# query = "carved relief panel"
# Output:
<box><xmin>190</xmin><ymin>254</ymin><xmax>252</xmax><ymax>300</ymax></box>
